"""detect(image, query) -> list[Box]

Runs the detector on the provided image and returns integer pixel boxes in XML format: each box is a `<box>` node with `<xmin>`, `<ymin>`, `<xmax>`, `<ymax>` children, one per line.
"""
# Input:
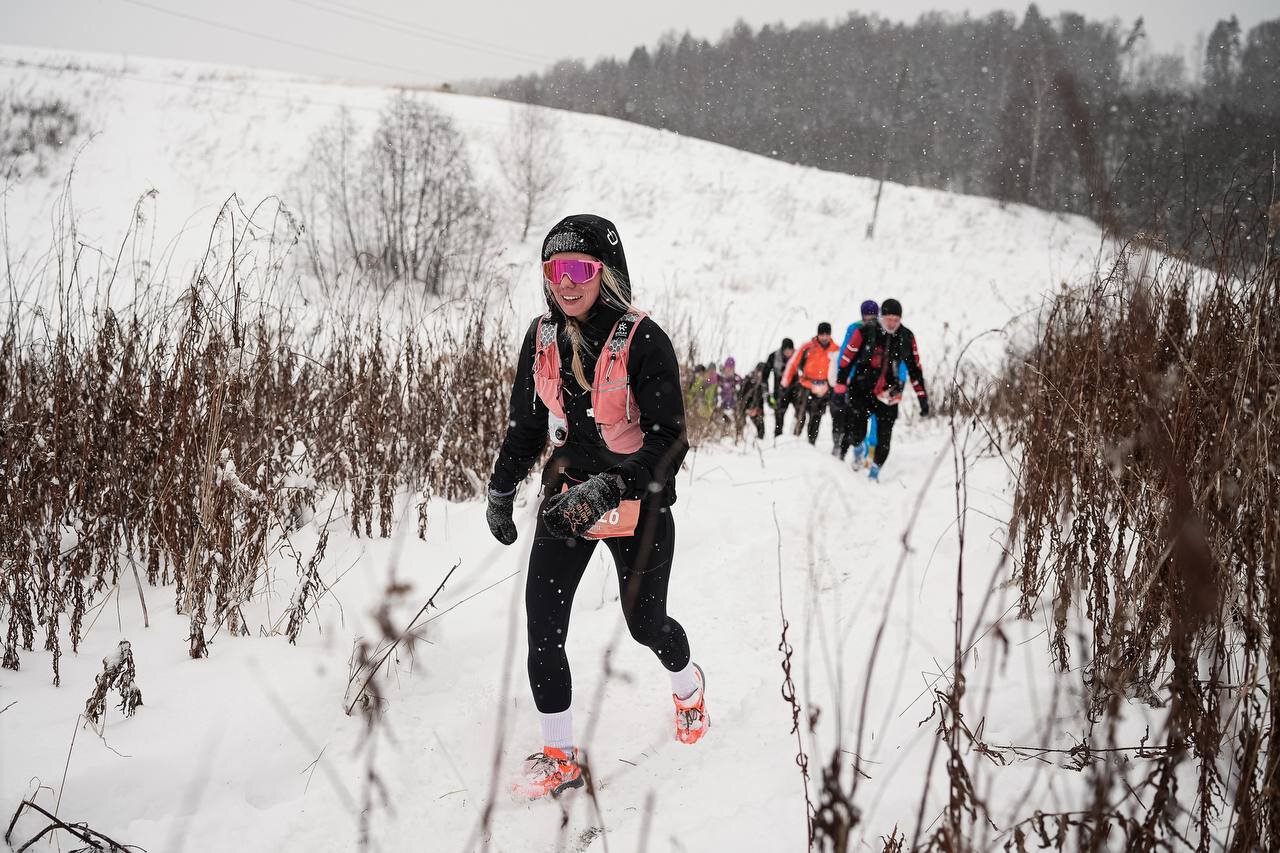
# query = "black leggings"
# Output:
<box><xmin>793</xmin><ymin>387</ymin><xmax>831</xmax><ymax>444</ymax></box>
<box><xmin>773</xmin><ymin>386</ymin><xmax>804</xmax><ymax>436</ymax></box>
<box><xmin>525</xmin><ymin>498</ymin><xmax>690</xmax><ymax>714</ymax></box>
<box><xmin>842</xmin><ymin>390</ymin><xmax>899</xmax><ymax>465</ymax></box>
<box><xmin>830</xmin><ymin>393</ymin><xmax>848</xmax><ymax>451</ymax></box>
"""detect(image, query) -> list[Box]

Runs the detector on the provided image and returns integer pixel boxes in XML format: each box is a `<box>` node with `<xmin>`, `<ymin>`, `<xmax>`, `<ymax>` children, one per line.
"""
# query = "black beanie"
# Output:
<box><xmin>782</xmin><ymin>337</ymin><xmax>794</xmax><ymax>350</ymax></box>
<box><xmin>881</xmin><ymin>298</ymin><xmax>903</xmax><ymax>317</ymax></box>
<box><xmin>542</xmin><ymin>214</ymin><xmax>630</xmax><ymax>300</ymax></box>
<box><xmin>817</xmin><ymin>322</ymin><xmax>832</xmax><ymax>335</ymax></box>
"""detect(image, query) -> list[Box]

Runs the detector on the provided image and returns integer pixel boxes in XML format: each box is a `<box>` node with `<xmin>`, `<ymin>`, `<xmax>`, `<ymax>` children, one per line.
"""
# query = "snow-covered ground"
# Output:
<box><xmin>4</xmin><ymin>426</ymin><xmax>1057</xmax><ymax>852</ymax></box>
<box><xmin>0</xmin><ymin>46</ymin><xmax>1111</xmax><ymax>851</ymax></box>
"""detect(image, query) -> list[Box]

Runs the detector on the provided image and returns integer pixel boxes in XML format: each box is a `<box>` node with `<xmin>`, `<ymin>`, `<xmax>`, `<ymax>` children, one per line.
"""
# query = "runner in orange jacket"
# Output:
<box><xmin>781</xmin><ymin>322</ymin><xmax>839</xmax><ymax>445</ymax></box>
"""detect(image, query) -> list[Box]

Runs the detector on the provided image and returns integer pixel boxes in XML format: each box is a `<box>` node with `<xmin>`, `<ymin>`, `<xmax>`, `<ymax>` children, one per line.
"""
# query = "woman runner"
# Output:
<box><xmin>485</xmin><ymin>214</ymin><xmax>709</xmax><ymax>800</ymax></box>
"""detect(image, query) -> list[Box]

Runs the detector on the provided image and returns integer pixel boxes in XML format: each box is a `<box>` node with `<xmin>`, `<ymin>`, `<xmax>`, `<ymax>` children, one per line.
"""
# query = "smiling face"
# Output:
<box><xmin>546</xmin><ymin>251</ymin><xmax>601</xmax><ymax>319</ymax></box>
<box><xmin>881</xmin><ymin>315</ymin><xmax>902</xmax><ymax>332</ymax></box>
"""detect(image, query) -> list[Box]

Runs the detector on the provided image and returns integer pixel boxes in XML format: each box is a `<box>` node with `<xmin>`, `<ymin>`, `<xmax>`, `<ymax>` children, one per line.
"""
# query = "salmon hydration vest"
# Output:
<box><xmin>532</xmin><ymin>311</ymin><xmax>649</xmax><ymax>455</ymax></box>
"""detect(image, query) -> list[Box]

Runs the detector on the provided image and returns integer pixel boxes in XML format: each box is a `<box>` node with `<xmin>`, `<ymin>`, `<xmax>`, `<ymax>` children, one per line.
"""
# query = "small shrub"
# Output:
<box><xmin>83</xmin><ymin>640</ymin><xmax>142</xmax><ymax>729</ymax></box>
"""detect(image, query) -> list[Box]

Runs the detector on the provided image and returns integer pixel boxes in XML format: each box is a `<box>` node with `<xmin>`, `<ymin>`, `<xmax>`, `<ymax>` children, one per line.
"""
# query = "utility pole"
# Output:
<box><xmin>866</xmin><ymin>62</ymin><xmax>910</xmax><ymax>240</ymax></box>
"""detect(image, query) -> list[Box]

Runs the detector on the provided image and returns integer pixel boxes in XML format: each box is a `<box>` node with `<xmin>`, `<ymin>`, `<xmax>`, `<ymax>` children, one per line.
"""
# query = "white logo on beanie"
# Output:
<box><xmin>606</xmin><ymin>229</ymin><xmax>619</xmax><ymax>246</ymax></box>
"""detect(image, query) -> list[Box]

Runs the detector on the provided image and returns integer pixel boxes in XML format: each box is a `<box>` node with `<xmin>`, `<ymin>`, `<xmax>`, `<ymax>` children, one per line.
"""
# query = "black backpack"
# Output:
<box><xmin>850</xmin><ymin>322</ymin><xmax>880</xmax><ymax>388</ymax></box>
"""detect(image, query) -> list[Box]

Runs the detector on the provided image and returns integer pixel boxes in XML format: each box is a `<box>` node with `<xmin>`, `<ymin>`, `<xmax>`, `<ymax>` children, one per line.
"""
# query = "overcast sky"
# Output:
<box><xmin>5</xmin><ymin>0</ymin><xmax>1274</xmax><ymax>87</ymax></box>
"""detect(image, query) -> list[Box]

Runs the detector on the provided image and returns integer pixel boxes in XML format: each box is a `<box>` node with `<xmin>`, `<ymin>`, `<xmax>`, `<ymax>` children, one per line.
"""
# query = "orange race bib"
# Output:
<box><xmin>559</xmin><ymin>483</ymin><xmax>640</xmax><ymax>539</ymax></box>
<box><xmin>585</xmin><ymin>500</ymin><xmax>640</xmax><ymax>539</ymax></box>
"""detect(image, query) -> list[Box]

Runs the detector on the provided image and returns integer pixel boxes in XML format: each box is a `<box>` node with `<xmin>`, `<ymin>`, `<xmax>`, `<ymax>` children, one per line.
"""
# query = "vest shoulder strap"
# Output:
<box><xmin>535</xmin><ymin>312</ymin><xmax>557</xmax><ymax>353</ymax></box>
<box><xmin>606</xmin><ymin>311</ymin><xmax>648</xmax><ymax>356</ymax></box>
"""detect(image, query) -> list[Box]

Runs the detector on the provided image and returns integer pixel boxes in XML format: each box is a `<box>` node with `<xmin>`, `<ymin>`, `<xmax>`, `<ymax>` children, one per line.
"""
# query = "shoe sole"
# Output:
<box><xmin>552</xmin><ymin>776</ymin><xmax>585</xmax><ymax>798</ymax></box>
<box><xmin>513</xmin><ymin>773</ymin><xmax>584</xmax><ymax>801</ymax></box>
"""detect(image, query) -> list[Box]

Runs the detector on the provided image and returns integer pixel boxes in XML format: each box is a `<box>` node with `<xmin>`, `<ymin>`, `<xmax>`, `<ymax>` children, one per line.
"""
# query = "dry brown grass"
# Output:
<box><xmin>980</xmin><ymin>203</ymin><xmax>1279</xmax><ymax>849</ymax></box>
<box><xmin>0</xmin><ymin>198</ymin><xmax>513</xmax><ymax>680</ymax></box>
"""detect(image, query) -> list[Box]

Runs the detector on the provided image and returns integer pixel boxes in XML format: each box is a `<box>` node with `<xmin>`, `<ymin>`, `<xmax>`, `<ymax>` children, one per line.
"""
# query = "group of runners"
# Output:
<box><xmin>484</xmin><ymin>212</ymin><xmax>928</xmax><ymax>800</ymax></box>
<box><xmin>688</xmin><ymin>303</ymin><xmax>930</xmax><ymax>481</ymax></box>
<box><xmin>761</xmin><ymin>299</ymin><xmax>930</xmax><ymax>479</ymax></box>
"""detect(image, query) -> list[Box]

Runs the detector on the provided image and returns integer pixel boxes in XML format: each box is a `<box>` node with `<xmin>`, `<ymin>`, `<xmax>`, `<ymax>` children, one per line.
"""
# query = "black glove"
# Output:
<box><xmin>542</xmin><ymin>474</ymin><xmax>624</xmax><ymax>539</ymax></box>
<box><xmin>919</xmin><ymin>396</ymin><xmax>931</xmax><ymax>417</ymax></box>
<box><xmin>486</xmin><ymin>488</ymin><xmax>518</xmax><ymax>545</ymax></box>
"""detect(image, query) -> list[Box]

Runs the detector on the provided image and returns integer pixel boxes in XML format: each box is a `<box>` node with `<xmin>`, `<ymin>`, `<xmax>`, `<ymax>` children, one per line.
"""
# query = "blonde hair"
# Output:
<box><xmin>553</xmin><ymin>265</ymin><xmax>637</xmax><ymax>392</ymax></box>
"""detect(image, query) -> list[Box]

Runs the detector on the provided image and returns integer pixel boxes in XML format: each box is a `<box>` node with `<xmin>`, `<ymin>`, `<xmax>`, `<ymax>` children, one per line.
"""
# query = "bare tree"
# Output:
<box><xmin>296</xmin><ymin>96</ymin><xmax>491</xmax><ymax>295</ymax></box>
<box><xmin>497</xmin><ymin>104</ymin><xmax>564</xmax><ymax>241</ymax></box>
<box><xmin>0</xmin><ymin>90</ymin><xmax>81</xmax><ymax>180</ymax></box>
<box><xmin>369</xmin><ymin>96</ymin><xmax>486</xmax><ymax>292</ymax></box>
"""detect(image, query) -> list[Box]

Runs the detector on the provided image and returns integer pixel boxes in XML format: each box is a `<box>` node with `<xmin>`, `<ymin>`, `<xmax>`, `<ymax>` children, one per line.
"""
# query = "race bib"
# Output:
<box><xmin>585</xmin><ymin>500</ymin><xmax>640</xmax><ymax>539</ymax></box>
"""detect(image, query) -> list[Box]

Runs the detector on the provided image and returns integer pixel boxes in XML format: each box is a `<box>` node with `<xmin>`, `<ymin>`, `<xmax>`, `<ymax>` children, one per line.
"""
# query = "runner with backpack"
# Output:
<box><xmin>486</xmin><ymin>214</ymin><xmax>709</xmax><ymax>800</ymax></box>
<box><xmin>762</xmin><ymin>337</ymin><xmax>796</xmax><ymax>437</ymax></box>
<box><xmin>834</xmin><ymin>298</ymin><xmax>930</xmax><ymax>480</ymax></box>
<box><xmin>831</xmin><ymin>300</ymin><xmax>881</xmax><ymax>458</ymax></box>
<box><xmin>782</xmin><ymin>322</ymin><xmax>840</xmax><ymax>445</ymax></box>
<box><xmin>735</xmin><ymin>361</ymin><xmax>769</xmax><ymax>440</ymax></box>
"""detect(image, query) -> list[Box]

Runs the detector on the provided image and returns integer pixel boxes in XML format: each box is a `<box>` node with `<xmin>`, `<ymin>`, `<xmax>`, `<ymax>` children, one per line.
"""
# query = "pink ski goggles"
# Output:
<box><xmin>543</xmin><ymin>258</ymin><xmax>603</xmax><ymax>285</ymax></box>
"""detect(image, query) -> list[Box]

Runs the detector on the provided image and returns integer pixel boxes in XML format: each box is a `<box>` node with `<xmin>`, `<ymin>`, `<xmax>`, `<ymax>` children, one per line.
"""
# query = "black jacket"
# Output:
<box><xmin>763</xmin><ymin>348</ymin><xmax>790</xmax><ymax>398</ymax></box>
<box><xmin>836</xmin><ymin>322</ymin><xmax>927</xmax><ymax>401</ymax></box>
<box><xmin>737</xmin><ymin>373</ymin><xmax>766</xmax><ymax>413</ymax></box>
<box><xmin>489</xmin><ymin>303</ymin><xmax>689</xmax><ymax>505</ymax></box>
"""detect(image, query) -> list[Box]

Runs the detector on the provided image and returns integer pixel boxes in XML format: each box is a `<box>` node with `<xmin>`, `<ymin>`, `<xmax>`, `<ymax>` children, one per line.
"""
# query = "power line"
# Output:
<box><xmin>0</xmin><ymin>55</ymin><xmax>389</xmax><ymax>114</ymax></box>
<box><xmin>280</xmin><ymin>0</ymin><xmax>553</xmax><ymax>68</ymax></box>
<box><xmin>0</xmin><ymin>55</ymin><xmax>645</xmax><ymax>140</ymax></box>
<box><xmin>118</xmin><ymin>0</ymin><xmax>439</xmax><ymax>83</ymax></box>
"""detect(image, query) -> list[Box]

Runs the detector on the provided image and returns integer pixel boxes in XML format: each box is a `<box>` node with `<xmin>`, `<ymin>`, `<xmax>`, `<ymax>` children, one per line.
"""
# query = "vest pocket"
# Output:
<box><xmin>598</xmin><ymin>420</ymin><xmax>644</xmax><ymax>453</ymax></box>
<box><xmin>593</xmin><ymin>382</ymin><xmax>644</xmax><ymax>453</ymax></box>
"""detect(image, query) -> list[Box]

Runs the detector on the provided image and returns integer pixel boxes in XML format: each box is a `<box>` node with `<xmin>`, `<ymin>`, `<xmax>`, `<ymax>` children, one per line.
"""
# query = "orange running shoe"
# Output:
<box><xmin>673</xmin><ymin>663</ymin><xmax>710</xmax><ymax>745</ymax></box>
<box><xmin>512</xmin><ymin>746</ymin><xmax>584</xmax><ymax>800</ymax></box>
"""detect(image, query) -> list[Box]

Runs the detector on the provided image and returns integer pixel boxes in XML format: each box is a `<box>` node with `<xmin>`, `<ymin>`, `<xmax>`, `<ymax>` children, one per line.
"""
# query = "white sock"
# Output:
<box><xmin>670</xmin><ymin>660</ymin><xmax>700</xmax><ymax>700</ymax></box>
<box><xmin>539</xmin><ymin>708</ymin><xmax>574</xmax><ymax>752</ymax></box>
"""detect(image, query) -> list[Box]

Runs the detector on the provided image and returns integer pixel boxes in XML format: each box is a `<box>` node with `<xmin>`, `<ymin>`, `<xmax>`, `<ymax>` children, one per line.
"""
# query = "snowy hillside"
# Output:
<box><xmin>1</xmin><ymin>46</ymin><xmax>1115</xmax><ymax>852</ymax></box>
<box><xmin>0</xmin><ymin>45</ymin><xmax>1107</xmax><ymax>373</ymax></box>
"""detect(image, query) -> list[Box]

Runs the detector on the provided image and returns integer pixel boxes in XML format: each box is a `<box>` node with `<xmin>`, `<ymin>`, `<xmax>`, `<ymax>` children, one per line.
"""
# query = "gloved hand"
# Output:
<box><xmin>834</xmin><ymin>383</ymin><xmax>847</xmax><ymax>395</ymax></box>
<box><xmin>542</xmin><ymin>473</ymin><xmax>624</xmax><ymax>539</ymax></box>
<box><xmin>485</xmin><ymin>488</ymin><xmax>518</xmax><ymax>545</ymax></box>
<box><xmin>919</xmin><ymin>396</ymin><xmax>931</xmax><ymax>417</ymax></box>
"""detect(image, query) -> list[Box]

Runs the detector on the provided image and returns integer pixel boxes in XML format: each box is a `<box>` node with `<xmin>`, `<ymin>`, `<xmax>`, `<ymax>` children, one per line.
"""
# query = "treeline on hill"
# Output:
<box><xmin>489</xmin><ymin>7</ymin><xmax>1280</xmax><ymax>260</ymax></box>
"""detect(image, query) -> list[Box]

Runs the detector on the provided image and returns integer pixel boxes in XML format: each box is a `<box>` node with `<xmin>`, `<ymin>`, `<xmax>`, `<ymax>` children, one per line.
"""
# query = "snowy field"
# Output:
<box><xmin>4</xmin><ymin>425</ymin><xmax>1057</xmax><ymax>852</ymax></box>
<box><xmin>0</xmin><ymin>45</ymin><xmax>1107</xmax><ymax>373</ymax></box>
<box><xmin>0</xmin><ymin>47</ymin><xmax>1114</xmax><ymax>851</ymax></box>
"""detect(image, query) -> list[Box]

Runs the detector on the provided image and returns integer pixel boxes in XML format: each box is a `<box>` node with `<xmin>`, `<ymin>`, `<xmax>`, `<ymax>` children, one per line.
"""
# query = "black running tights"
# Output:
<box><xmin>525</xmin><ymin>499</ymin><xmax>690</xmax><ymax>714</ymax></box>
<box><xmin>843</xmin><ymin>391</ymin><xmax>899</xmax><ymax>466</ymax></box>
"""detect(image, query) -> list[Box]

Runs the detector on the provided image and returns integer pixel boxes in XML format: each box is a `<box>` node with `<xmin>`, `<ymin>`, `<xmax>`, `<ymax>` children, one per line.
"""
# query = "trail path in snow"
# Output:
<box><xmin>1</xmin><ymin>418</ymin><xmax>1065</xmax><ymax>852</ymax></box>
